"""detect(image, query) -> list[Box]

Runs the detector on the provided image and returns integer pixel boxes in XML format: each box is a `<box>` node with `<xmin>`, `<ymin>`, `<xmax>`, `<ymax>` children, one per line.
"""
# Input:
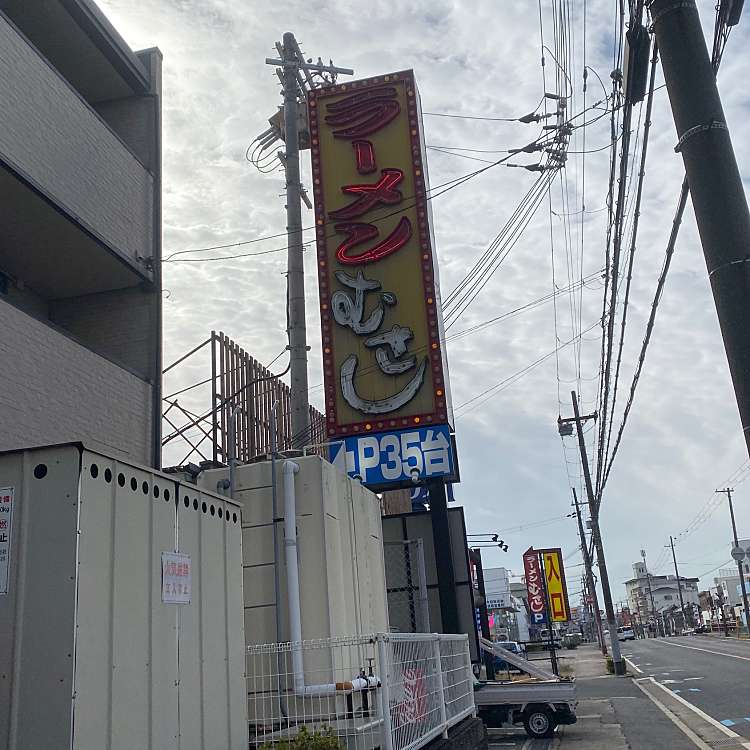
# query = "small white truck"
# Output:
<box><xmin>474</xmin><ymin>638</ymin><xmax>577</xmax><ymax>739</ymax></box>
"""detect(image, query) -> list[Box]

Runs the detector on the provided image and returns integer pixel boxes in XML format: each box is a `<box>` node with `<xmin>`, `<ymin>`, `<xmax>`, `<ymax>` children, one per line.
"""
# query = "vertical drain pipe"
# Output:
<box><xmin>270</xmin><ymin>402</ymin><xmax>288</xmax><ymax>718</ymax></box>
<box><xmin>283</xmin><ymin>460</ymin><xmax>303</xmax><ymax>657</ymax></box>
<box><xmin>282</xmin><ymin>459</ymin><xmax>378</xmax><ymax>697</ymax></box>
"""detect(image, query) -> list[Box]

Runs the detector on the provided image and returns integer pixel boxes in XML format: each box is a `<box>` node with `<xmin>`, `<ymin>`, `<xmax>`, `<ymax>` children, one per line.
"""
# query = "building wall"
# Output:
<box><xmin>0</xmin><ymin>12</ymin><xmax>154</xmax><ymax>268</ymax></box>
<box><xmin>0</xmin><ymin>299</ymin><xmax>153</xmax><ymax>462</ymax></box>
<box><xmin>50</xmin><ymin>286</ymin><xmax>158</xmax><ymax>381</ymax></box>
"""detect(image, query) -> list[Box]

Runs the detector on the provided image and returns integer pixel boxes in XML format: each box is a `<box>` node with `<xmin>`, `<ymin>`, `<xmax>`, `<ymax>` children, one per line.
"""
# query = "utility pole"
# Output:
<box><xmin>667</xmin><ymin>536</ymin><xmax>688</xmax><ymax>631</ymax></box>
<box><xmin>642</xmin><ymin>549</ymin><xmax>660</xmax><ymax>637</ymax></box>
<box><xmin>573</xmin><ymin>488</ymin><xmax>606</xmax><ymax>655</ymax></box>
<box><xmin>280</xmin><ymin>32</ymin><xmax>309</xmax><ymax>447</ymax></box>
<box><xmin>648</xmin><ymin>0</ymin><xmax>750</xmax><ymax>460</ymax></box>
<box><xmin>716</xmin><ymin>488</ymin><xmax>750</xmax><ymax>637</ymax></box>
<box><xmin>265</xmin><ymin>35</ymin><xmax>353</xmax><ymax>448</ymax></box>
<box><xmin>569</xmin><ymin>391</ymin><xmax>626</xmax><ymax>674</ymax></box>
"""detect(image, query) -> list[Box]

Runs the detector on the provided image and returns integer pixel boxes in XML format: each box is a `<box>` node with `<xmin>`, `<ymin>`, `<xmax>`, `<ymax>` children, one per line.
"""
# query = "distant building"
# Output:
<box><xmin>484</xmin><ymin>567</ymin><xmax>529</xmax><ymax>642</ymax></box>
<box><xmin>625</xmin><ymin>561</ymin><xmax>699</xmax><ymax>620</ymax></box>
<box><xmin>0</xmin><ymin>0</ymin><xmax>162</xmax><ymax>465</ymax></box>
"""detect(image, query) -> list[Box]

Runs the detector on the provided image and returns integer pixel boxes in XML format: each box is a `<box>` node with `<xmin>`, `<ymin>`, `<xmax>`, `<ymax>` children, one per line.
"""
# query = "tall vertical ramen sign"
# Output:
<box><xmin>309</xmin><ymin>70</ymin><xmax>455</xmax><ymax>490</ymax></box>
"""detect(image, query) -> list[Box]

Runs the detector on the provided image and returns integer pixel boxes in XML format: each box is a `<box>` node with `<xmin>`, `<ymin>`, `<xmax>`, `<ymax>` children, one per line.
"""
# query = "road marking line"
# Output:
<box><xmin>624</xmin><ymin>657</ymin><xmax>643</xmax><ymax>674</ymax></box>
<box><xmin>653</xmin><ymin>639</ymin><xmax>750</xmax><ymax>661</ymax></box>
<box><xmin>688</xmin><ymin>688</ymin><xmax>701</xmax><ymax>692</ymax></box>
<box><xmin>684</xmin><ymin>677</ymin><xmax>705</xmax><ymax>681</ymax></box>
<box><xmin>649</xmin><ymin>678</ymin><xmax>750</xmax><ymax>748</ymax></box>
<box><xmin>632</xmin><ymin>679</ymin><xmax>712</xmax><ymax>750</ymax></box>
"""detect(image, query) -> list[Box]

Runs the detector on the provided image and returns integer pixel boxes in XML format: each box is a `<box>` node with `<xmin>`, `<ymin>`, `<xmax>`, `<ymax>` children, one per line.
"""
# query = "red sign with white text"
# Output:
<box><xmin>523</xmin><ymin>547</ymin><xmax>546</xmax><ymax>618</ymax></box>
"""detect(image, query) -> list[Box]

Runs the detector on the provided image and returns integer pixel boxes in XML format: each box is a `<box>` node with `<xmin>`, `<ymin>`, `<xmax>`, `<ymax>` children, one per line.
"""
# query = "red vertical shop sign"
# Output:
<box><xmin>523</xmin><ymin>547</ymin><xmax>546</xmax><ymax>623</ymax></box>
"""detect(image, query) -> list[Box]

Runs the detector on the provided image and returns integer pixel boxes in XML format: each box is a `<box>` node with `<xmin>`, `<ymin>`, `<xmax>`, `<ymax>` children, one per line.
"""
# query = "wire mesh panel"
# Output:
<box><xmin>247</xmin><ymin>634</ymin><xmax>473</xmax><ymax>750</ymax></box>
<box><xmin>437</xmin><ymin>636</ymin><xmax>474</xmax><ymax>723</ymax></box>
<box><xmin>247</xmin><ymin>636</ymin><xmax>382</xmax><ymax>750</ymax></box>
<box><xmin>382</xmin><ymin>635</ymin><xmax>443</xmax><ymax>750</ymax></box>
<box><xmin>384</xmin><ymin>541</ymin><xmax>429</xmax><ymax>633</ymax></box>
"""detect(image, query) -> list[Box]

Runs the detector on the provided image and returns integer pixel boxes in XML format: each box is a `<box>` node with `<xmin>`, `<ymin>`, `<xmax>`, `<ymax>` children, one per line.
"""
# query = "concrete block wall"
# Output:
<box><xmin>0</xmin><ymin>299</ymin><xmax>153</xmax><ymax>463</ymax></box>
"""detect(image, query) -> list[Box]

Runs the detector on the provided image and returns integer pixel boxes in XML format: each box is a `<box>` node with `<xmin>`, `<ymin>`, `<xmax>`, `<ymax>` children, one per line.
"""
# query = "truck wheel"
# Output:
<box><xmin>524</xmin><ymin>707</ymin><xmax>555</xmax><ymax>738</ymax></box>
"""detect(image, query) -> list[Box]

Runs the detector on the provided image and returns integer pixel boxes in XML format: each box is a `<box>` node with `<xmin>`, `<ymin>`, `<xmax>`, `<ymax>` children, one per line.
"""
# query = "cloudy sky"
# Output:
<box><xmin>101</xmin><ymin>0</ymin><xmax>750</xmax><ymax>605</ymax></box>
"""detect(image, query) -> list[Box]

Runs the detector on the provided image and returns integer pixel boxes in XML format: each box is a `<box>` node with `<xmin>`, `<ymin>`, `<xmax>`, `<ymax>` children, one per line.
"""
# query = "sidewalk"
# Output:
<box><xmin>548</xmin><ymin>643</ymin><xmax>698</xmax><ymax>749</ymax></box>
<box><xmin>551</xmin><ymin>643</ymin><xmax>629</xmax><ymax>749</ymax></box>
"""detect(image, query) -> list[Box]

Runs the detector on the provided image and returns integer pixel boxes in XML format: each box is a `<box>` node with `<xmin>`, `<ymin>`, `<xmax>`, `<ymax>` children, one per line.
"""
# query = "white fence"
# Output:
<box><xmin>247</xmin><ymin>633</ymin><xmax>475</xmax><ymax>750</ymax></box>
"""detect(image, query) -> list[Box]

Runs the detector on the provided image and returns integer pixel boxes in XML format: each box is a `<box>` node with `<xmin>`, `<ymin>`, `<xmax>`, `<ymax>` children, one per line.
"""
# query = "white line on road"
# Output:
<box><xmin>648</xmin><ymin>678</ymin><xmax>750</xmax><ymax>749</ymax></box>
<box><xmin>633</xmin><ymin>678</ymin><xmax>712</xmax><ymax>750</ymax></box>
<box><xmin>654</xmin><ymin>639</ymin><xmax>750</xmax><ymax>661</ymax></box>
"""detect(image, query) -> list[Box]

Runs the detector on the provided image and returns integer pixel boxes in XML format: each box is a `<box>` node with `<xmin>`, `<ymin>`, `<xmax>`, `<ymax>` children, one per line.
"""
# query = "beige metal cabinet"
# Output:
<box><xmin>0</xmin><ymin>443</ymin><xmax>246</xmax><ymax>750</ymax></box>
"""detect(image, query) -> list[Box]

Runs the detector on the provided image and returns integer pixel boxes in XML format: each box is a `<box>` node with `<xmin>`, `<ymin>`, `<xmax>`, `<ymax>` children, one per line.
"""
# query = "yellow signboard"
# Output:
<box><xmin>308</xmin><ymin>70</ymin><xmax>452</xmax><ymax>439</ymax></box>
<box><xmin>542</xmin><ymin>549</ymin><xmax>571</xmax><ymax>622</ymax></box>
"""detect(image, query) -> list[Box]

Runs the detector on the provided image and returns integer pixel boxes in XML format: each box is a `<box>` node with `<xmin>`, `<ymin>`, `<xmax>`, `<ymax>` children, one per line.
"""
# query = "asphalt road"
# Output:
<box><xmin>621</xmin><ymin>635</ymin><xmax>750</xmax><ymax>738</ymax></box>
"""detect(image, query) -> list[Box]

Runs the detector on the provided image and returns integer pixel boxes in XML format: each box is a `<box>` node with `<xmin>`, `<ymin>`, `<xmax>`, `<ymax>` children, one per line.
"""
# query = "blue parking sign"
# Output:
<box><xmin>329</xmin><ymin>424</ymin><xmax>455</xmax><ymax>490</ymax></box>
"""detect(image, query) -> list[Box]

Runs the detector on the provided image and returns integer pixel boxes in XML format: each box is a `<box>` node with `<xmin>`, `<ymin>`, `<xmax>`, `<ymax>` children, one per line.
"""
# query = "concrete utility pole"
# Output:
<box><xmin>717</xmin><ymin>488</ymin><xmax>750</xmax><ymax>636</ymax></box>
<box><xmin>265</xmin><ymin>35</ymin><xmax>353</xmax><ymax>448</ymax></box>
<box><xmin>571</xmin><ymin>391</ymin><xmax>626</xmax><ymax>674</ymax></box>
<box><xmin>642</xmin><ymin>549</ymin><xmax>660</xmax><ymax>637</ymax></box>
<box><xmin>281</xmin><ymin>33</ymin><xmax>308</xmax><ymax>447</ymax></box>
<box><xmin>648</xmin><ymin>0</ymin><xmax>750</xmax><ymax>460</ymax></box>
<box><xmin>668</xmin><ymin>536</ymin><xmax>688</xmax><ymax>630</ymax></box>
<box><xmin>573</xmin><ymin>488</ymin><xmax>606</xmax><ymax>655</ymax></box>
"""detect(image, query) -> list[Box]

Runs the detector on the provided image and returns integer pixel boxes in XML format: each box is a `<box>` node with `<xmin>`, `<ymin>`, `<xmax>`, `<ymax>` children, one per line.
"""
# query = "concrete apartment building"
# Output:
<box><xmin>0</xmin><ymin>0</ymin><xmax>162</xmax><ymax>466</ymax></box>
<box><xmin>625</xmin><ymin>560</ymin><xmax>699</xmax><ymax>618</ymax></box>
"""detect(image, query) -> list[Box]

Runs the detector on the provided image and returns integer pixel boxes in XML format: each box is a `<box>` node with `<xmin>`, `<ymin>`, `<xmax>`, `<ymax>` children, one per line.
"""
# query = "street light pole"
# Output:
<box><xmin>717</xmin><ymin>488</ymin><xmax>750</xmax><ymax>637</ymax></box>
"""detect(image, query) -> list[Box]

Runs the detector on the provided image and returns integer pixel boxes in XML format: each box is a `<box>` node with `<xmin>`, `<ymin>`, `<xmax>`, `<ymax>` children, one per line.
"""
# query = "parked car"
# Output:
<box><xmin>617</xmin><ymin>626</ymin><xmax>635</xmax><ymax>641</ymax></box>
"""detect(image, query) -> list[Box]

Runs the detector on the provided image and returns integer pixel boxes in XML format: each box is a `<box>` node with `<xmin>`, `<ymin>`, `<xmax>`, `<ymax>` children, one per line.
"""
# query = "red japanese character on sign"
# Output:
<box><xmin>329</xmin><ymin>169</ymin><xmax>405</xmax><ymax>220</ymax></box>
<box><xmin>550</xmin><ymin>592</ymin><xmax>566</xmax><ymax>620</ymax></box>
<box><xmin>324</xmin><ymin>87</ymin><xmax>401</xmax><ymax>139</ymax></box>
<box><xmin>333</xmin><ymin>218</ymin><xmax>412</xmax><ymax>265</ymax></box>
<box><xmin>545</xmin><ymin>554</ymin><xmax>561</xmax><ymax>582</ymax></box>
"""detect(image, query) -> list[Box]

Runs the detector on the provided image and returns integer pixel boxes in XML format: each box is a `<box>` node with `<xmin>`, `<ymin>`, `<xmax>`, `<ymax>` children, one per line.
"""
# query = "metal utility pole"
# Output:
<box><xmin>570</xmin><ymin>391</ymin><xmax>626</xmax><ymax>674</ymax></box>
<box><xmin>573</xmin><ymin>488</ymin><xmax>606</xmax><ymax>655</ymax></box>
<box><xmin>648</xmin><ymin>0</ymin><xmax>750</xmax><ymax>460</ymax></box>
<box><xmin>265</xmin><ymin>35</ymin><xmax>353</xmax><ymax>448</ymax></box>
<box><xmin>470</xmin><ymin>548</ymin><xmax>496</xmax><ymax>679</ymax></box>
<box><xmin>717</xmin><ymin>488</ymin><xmax>750</xmax><ymax>636</ymax></box>
<box><xmin>667</xmin><ymin>536</ymin><xmax>688</xmax><ymax>631</ymax></box>
<box><xmin>428</xmin><ymin>478</ymin><xmax>460</xmax><ymax>634</ymax></box>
